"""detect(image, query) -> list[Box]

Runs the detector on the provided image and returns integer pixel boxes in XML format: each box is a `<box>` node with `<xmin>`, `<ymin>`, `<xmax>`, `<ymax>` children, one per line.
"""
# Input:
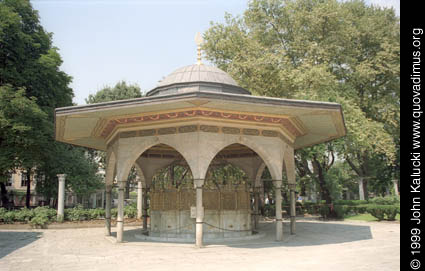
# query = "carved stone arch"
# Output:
<box><xmin>198</xmin><ymin>134</ymin><xmax>284</xmax><ymax>182</ymax></box>
<box><xmin>115</xmin><ymin>135</ymin><xmax>195</xmax><ymax>183</ymax></box>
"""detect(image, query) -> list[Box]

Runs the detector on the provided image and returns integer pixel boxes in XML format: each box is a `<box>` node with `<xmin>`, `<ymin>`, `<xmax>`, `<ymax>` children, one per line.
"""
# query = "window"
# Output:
<box><xmin>6</xmin><ymin>174</ymin><xmax>13</xmax><ymax>186</ymax></box>
<box><xmin>21</xmin><ymin>172</ymin><xmax>29</xmax><ymax>187</ymax></box>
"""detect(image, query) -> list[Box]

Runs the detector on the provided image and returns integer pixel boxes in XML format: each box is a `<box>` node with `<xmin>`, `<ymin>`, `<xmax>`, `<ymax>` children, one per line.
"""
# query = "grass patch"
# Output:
<box><xmin>345</xmin><ymin>213</ymin><xmax>400</xmax><ymax>222</ymax></box>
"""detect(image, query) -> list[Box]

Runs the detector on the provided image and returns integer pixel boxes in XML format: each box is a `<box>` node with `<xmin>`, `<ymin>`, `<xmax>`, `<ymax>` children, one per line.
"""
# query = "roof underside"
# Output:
<box><xmin>55</xmin><ymin>91</ymin><xmax>346</xmax><ymax>151</ymax></box>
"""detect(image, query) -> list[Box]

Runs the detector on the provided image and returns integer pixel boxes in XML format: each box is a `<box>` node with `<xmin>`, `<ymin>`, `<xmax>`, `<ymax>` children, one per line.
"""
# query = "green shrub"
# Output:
<box><xmin>87</xmin><ymin>208</ymin><xmax>105</xmax><ymax>219</ymax></box>
<box><xmin>29</xmin><ymin>215</ymin><xmax>49</xmax><ymax>228</ymax></box>
<box><xmin>333</xmin><ymin>205</ymin><xmax>348</xmax><ymax>219</ymax></box>
<box><xmin>383</xmin><ymin>205</ymin><xmax>399</xmax><ymax>221</ymax></box>
<box><xmin>320</xmin><ymin>205</ymin><xmax>330</xmax><ymax>219</ymax></box>
<box><xmin>14</xmin><ymin>208</ymin><xmax>35</xmax><ymax>222</ymax></box>
<box><xmin>353</xmin><ymin>204</ymin><xmax>368</xmax><ymax>214</ymax></box>
<box><xmin>124</xmin><ymin>204</ymin><xmax>137</xmax><ymax>218</ymax></box>
<box><xmin>111</xmin><ymin>208</ymin><xmax>118</xmax><ymax>218</ymax></box>
<box><xmin>263</xmin><ymin>204</ymin><xmax>275</xmax><ymax>217</ymax></box>
<box><xmin>33</xmin><ymin>207</ymin><xmax>56</xmax><ymax>221</ymax></box>
<box><xmin>65</xmin><ymin>205</ymin><xmax>88</xmax><ymax>221</ymax></box>
<box><xmin>303</xmin><ymin>202</ymin><xmax>320</xmax><ymax>215</ymax></box>
<box><xmin>366</xmin><ymin>205</ymin><xmax>386</xmax><ymax>221</ymax></box>
<box><xmin>1</xmin><ymin>210</ymin><xmax>16</xmax><ymax>223</ymax></box>
<box><xmin>369</xmin><ymin>196</ymin><xmax>400</xmax><ymax>205</ymax></box>
<box><xmin>333</xmin><ymin>200</ymin><xmax>368</xmax><ymax>206</ymax></box>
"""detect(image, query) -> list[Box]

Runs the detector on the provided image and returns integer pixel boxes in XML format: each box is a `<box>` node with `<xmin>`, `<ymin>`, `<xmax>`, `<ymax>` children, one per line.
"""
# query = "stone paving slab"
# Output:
<box><xmin>0</xmin><ymin>218</ymin><xmax>400</xmax><ymax>271</ymax></box>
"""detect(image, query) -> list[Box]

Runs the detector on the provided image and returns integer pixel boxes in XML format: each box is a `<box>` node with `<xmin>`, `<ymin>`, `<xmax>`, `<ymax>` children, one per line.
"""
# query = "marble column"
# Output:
<box><xmin>194</xmin><ymin>179</ymin><xmax>205</xmax><ymax>248</ymax></box>
<box><xmin>117</xmin><ymin>181</ymin><xmax>125</xmax><ymax>243</ymax></box>
<box><xmin>57</xmin><ymin>174</ymin><xmax>66</xmax><ymax>222</ymax></box>
<box><xmin>105</xmin><ymin>186</ymin><xmax>112</xmax><ymax>236</ymax></box>
<box><xmin>289</xmin><ymin>183</ymin><xmax>296</xmax><ymax>235</ymax></box>
<box><xmin>136</xmin><ymin>176</ymin><xmax>143</xmax><ymax>219</ymax></box>
<box><xmin>274</xmin><ymin>180</ymin><xmax>283</xmax><ymax>241</ymax></box>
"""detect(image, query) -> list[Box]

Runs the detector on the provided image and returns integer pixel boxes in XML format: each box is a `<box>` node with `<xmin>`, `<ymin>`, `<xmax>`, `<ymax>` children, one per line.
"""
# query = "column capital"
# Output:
<box><xmin>193</xmin><ymin>179</ymin><xmax>205</xmax><ymax>188</ymax></box>
<box><xmin>273</xmin><ymin>180</ymin><xmax>283</xmax><ymax>188</ymax></box>
<box><xmin>57</xmin><ymin>174</ymin><xmax>66</xmax><ymax>181</ymax></box>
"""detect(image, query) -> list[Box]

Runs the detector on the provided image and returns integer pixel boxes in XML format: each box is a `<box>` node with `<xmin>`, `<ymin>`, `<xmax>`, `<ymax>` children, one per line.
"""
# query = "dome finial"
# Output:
<box><xmin>195</xmin><ymin>32</ymin><xmax>204</xmax><ymax>65</ymax></box>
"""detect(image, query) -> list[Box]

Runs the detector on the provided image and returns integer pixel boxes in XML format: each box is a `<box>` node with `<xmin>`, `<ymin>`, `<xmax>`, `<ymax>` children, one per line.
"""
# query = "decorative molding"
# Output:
<box><xmin>261</xmin><ymin>130</ymin><xmax>279</xmax><ymax>137</ymax></box>
<box><xmin>222</xmin><ymin>127</ymin><xmax>240</xmax><ymax>134</ymax></box>
<box><xmin>242</xmin><ymin>128</ymin><xmax>260</xmax><ymax>136</ymax></box>
<box><xmin>158</xmin><ymin>127</ymin><xmax>177</xmax><ymax>135</ymax></box>
<box><xmin>200</xmin><ymin>125</ymin><xmax>219</xmax><ymax>133</ymax></box>
<box><xmin>178</xmin><ymin>125</ymin><xmax>198</xmax><ymax>133</ymax></box>
<box><xmin>100</xmin><ymin>109</ymin><xmax>302</xmax><ymax>138</ymax></box>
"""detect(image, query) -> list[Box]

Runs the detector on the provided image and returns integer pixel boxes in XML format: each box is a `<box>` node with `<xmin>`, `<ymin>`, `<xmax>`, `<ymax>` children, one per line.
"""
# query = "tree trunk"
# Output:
<box><xmin>26</xmin><ymin>170</ymin><xmax>31</xmax><ymax>208</ymax></box>
<box><xmin>0</xmin><ymin>182</ymin><xmax>9</xmax><ymax>208</ymax></box>
<box><xmin>312</xmin><ymin>159</ymin><xmax>332</xmax><ymax>204</ymax></box>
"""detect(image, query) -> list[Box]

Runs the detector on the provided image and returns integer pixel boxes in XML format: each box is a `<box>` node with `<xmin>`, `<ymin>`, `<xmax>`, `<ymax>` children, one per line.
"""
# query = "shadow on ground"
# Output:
<box><xmin>114</xmin><ymin>220</ymin><xmax>373</xmax><ymax>249</ymax></box>
<box><xmin>0</xmin><ymin>231</ymin><xmax>42</xmax><ymax>259</ymax></box>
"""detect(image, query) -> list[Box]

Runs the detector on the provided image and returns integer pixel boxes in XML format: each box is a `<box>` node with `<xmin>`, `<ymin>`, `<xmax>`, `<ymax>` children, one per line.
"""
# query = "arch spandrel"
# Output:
<box><xmin>105</xmin><ymin>148</ymin><xmax>117</xmax><ymax>188</ymax></box>
<box><xmin>135</xmin><ymin>156</ymin><xmax>179</xmax><ymax>186</ymax></box>
<box><xmin>114</xmin><ymin>134</ymin><xmax>200</xmax><ymax>182</ymax></box>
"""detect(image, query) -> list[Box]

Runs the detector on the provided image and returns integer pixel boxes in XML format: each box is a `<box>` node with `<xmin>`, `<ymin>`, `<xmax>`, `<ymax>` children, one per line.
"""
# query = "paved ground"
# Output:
<box><xmin>0</xmin><ymin>218</ymin><xmax>400</xmax><ymax>271</ymax></box>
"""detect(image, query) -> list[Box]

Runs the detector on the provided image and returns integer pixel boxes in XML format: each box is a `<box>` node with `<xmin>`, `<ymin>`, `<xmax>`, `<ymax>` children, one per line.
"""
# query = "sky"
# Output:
<box><xmin>31</xmin><ymin>0</ymin><xmax>400</xmax><ymax>106</ymax></box>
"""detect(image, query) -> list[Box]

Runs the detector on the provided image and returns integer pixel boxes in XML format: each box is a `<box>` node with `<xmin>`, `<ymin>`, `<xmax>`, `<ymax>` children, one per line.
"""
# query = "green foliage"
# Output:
<box><xmin>0</xmin><ymin>208</ymin><xmax>15</xmax><ymax>223</ymax></box>
<box><xmin>85</xmin><ymin>81</ymin><xmax>142</xmax><ymax>104</ymax></box>
<box><xmin>369</xmin><ymin>196</ymin><xmax>399</xmax><ymax>205</ymax></box>
<box><xmin>263</xmin><ymin>204</ymin><xmax>275</xmax><ymax>217</ymax></box>
<box><xmin>33</xmin><ymin>206</ymin><xmax>57</xmax><ymax>220</ymax></box>
<box><xmin>124</xmin><ymin>203</ymin><xmax>137</xmax><ymax>218</ymax></box>
<box><xmin>13</xmin><ymin>207</ymin><xmax>35</xmax><ymax>222</ymax></box>
<box><xmin>0</xmin><ymin>1</ymin><xmax>101</xmax><ymax>207</ymax></box>
<box><xmin>333</xmin><ymin>200</ymin><xmax>368</xmax><ymax>206</ymax></box>
<box><xmin>88</xmin><ymin>208</ymin><xmax>105</xmax><ymax>220</ymax></box>
<box><xmin>111</xmin><ymin>208</ymin><xmax>118</xmax><ymax>218</ymax></box>
<box><xmin>333</xmin><ymin>205</ymin><xmax>348</xmax><ymax>219</ymax></box>
<box><xmin>64</xmin><ymin>205</ymin><xmax>88</xmax><ymax>221</ymax></box>
<box><xmin>29</xmin><ymin>214</ymin><xmax>49</xmax><ymax>228</ymax></box>
<box><xmin>366</xmin><ymin>204</ymin><xmax>399</xmax><ymax>221</ymax></box>
<box><xmin>203</xmin><ymin>0</ymin><xmax>400</xmax><ymax>200</ymax></box>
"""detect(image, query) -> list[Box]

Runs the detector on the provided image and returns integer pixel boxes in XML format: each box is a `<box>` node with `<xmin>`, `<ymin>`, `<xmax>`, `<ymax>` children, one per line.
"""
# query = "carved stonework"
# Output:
<box><xmin>101</xmin><ymin>109</ymin><xmax>302</xmax><ymax>138</ymax></box>
<box><xmin>150</xmin><ymin>188</ymin><xmax>250</xmax><ymax>211</ymax></box>
<box><xmin>200</xmin><ymin>125</ymin><xmax>219</xmax><ymax>133</ymax></box>
<box><xmin>221</xmin><ymin>192</ymin><xmax>236</xmax><ymax>210</ymax></box>
<box><xmin>158</xmin><ymin>127</ymin><xmax>177</xmax><ymax>135</ymax></box>
<box><xmin>163</xmin><ymin>191</ymin><xmax>178</xmax><ymax>210</ymax></box>
<box><xmin>237</xmin><ymin>190</ymin><xmax>250</xmax><ymax>210</ymax></box>
<box><xmin>140</xmin><ymin>129</ymin><xmax>156</xmax><ymax>136</ymax></box>
<box><xmin>203</xmin><ymin>190</ymin><xmax>220</xmax><ymax>210</ymax></box>
<box><xmin>178</xmin><ymin>125</ymin><xmax>198</xmax><ymax>133</ymax></box>
<box><xmin>243</xmin><ymin>128</ymin><xmax>260</xmax><ymax>136</ymax></box>
<box><xmin>262</xmin><ymin>130</ymin><xmax>279</xmax><ymax>137</ymax></box>
<box><xmin>120</xmin><ymin>131</ymin><xmax>138</xmax><ymax>138</ymax></box>
<box><xmin>222</xmin><ymin>127</ymin><xmax>240</xmax><ymax>134</ymax></box>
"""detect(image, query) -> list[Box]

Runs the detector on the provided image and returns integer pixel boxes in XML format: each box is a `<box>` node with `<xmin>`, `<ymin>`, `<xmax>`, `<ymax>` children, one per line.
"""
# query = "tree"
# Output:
<box><xmin>0</xmin><ymin>85</ymin><xmax>48</xmax><ymax>207</ymax></box>
<box><xmin>85</xmin><ymin>81</ymin><xmax>142</xmax><ymax>104</ymax></box>
<box><xmin>203</xmin><ymin>0</ymin><xmax>399</xmax><ymax>202</ymax></box>
<box><xmin>35</xmin><ymin>145</ymin><xmax>103</xmax><ymax>206</ymax></box>
<box><xmin>0</xmin><ymin>0</ymin><xmax>100</xmax><ymax>208</ymax></box>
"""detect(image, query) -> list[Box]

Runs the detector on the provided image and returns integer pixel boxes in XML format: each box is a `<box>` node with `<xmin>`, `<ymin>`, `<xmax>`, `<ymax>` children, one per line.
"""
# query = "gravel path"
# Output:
<box><xmin>0</xmin><ymin>218</ymin><xmax>400</xmax><ymax>271</ymax></box>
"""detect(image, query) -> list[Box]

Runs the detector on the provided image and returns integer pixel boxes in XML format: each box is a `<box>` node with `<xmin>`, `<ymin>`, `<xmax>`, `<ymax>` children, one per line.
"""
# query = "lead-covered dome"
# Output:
<box><xmin>146</xmin><ymin>64</ymin><xmax>251</xmax><ymax>96</ymax></box>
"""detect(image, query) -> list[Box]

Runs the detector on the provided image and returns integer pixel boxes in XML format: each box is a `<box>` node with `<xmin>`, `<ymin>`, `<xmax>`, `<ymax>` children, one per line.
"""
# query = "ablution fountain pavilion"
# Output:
<box><xmin>54</xmin><ymin>36</ymin><xmax>346</xmax><ymax>247</ymax></box>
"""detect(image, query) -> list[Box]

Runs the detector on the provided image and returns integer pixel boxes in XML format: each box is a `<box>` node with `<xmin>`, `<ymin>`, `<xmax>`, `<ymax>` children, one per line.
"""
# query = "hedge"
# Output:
<box><xmin>0</xmin><ymin>203</ymin><xmax>141</xmax><ymax>228</ymax></box>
